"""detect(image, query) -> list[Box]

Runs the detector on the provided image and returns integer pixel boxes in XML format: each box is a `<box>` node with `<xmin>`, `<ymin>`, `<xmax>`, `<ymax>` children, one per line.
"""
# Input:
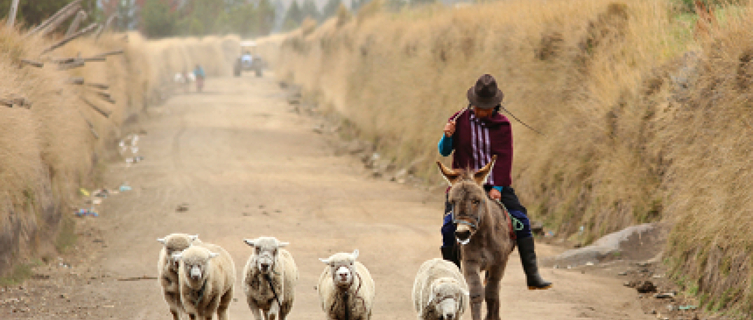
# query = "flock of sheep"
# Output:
<box><xmin>157</xmin><ymin>233</ymin><xmax>469</xmax><ymax>320</ymax></box>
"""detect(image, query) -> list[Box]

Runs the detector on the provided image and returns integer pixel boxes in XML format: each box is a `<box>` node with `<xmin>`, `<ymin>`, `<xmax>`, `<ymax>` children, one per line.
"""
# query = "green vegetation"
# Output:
<box><xmin>0</xmin><ymin>260</ymin><xmax>42</xmax><ymax>286</ymax></box>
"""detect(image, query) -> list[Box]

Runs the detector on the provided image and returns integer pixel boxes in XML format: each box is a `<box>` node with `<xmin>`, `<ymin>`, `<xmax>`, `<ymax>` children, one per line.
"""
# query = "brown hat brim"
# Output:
<box><xmin>467</xmin><ymin>86</ymin><xmax>504</xmax><ymax>110</ymax></box>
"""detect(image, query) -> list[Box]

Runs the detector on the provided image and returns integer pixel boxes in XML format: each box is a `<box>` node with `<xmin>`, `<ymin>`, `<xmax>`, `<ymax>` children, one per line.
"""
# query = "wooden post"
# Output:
<box><xmin>7</xmin><ymin>0</ymin><xmax>20</xmax><ymax>28</ymax></box>
<box><xmin>40</xmin><ymin>23</ymin><xmax>98</xmax><ymax>54</ymax></box>
<box><xmin>65</xmin><ymin>10</ymin><xmax>87</xmax><ymax>38</ymax></box>
<box><xmin>26</xmin><ymin>0</ymin><xmax>82</xmax><ymax>37</ymax></box>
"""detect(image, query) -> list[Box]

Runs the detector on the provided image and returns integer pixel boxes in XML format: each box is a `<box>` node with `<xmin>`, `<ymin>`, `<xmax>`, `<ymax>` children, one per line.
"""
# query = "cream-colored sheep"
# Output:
<box><xmin>412</xmin><ymin>258</ymin><xmax>469</xmax><ymax>320</ymax></box>
<box><xmin>318</xmin><ymin>250</ymin><xmax>375</xmax><ymax>320</ymax></box>
<box><xmin>176</xmin><ymin>242</ymin><xmax>235</xmax><ymax>320</ymax></box>
<box><xmin>157</xmin><ymin>233</ymin><xmax>201</xmax><ymax>320</ymax></box>
<box><xmin>242</xmin><ymin>237</ymin><xmax>299</xmax><ymax>320</ymax></box>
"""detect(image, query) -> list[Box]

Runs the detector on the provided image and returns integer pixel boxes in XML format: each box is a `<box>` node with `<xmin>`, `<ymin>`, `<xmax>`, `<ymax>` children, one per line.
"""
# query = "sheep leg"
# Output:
<box><xmin>217</xmin><ymin>289</ymin><xmax>233</xmax><ymax>320</ymax></box>
<box><xmin>483</xmin><ymin>267</ymin><xmax>504</xmax><ymax>320</ymax></box>
<box><xmin>268</xmin><ymin>300</ymin><xmax>280</xmax><ymax>320</ymax></box>
<box><xmin>247</xmin><ymin>297</ymin><xmax>264</xmax><ymax>320</ymax></box>
<box><xmin>462</xmin><ymin>262</ymin><xmax>484</xmax><ymax>320</ymax></box>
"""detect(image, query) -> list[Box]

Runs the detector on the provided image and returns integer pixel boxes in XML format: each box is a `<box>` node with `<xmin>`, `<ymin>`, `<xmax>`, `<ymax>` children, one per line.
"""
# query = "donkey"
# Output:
<box><xmin>436</xmin><ymin>155</ymin><xmax>515</xmax><ymax>320</ymax></box>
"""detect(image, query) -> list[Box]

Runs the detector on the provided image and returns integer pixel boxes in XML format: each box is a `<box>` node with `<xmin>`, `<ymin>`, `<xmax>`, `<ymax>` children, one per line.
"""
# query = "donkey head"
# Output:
<box><xmin>437</xmin><ymin>156</ymin><xmax>496</xmax><ymax>245</ymax></box>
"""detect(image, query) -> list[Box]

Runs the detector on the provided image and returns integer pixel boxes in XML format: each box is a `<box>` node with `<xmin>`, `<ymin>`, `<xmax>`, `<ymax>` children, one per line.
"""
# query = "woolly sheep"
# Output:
<box><xmin>317</xmin><ymin>250</ymin><xmax>375</xmax><ymax>320</ymax></box>
<box><xmin>412</xmin><ymin>258</ymin><xmax>469</xmax><ymax>320</ymax></box>
<box><xmin>176</xmin><ymin>242</ymin><xmax>236</xmax><ymax>320</ymax></box>
<box><xmin>157</xmin><ymin>233</ymin><xmax>200</xmax><ymax>320</ymax></box>
<box><xmin>242</xmin><ymin>237</ymin><xmax>299</xmax><ymax>320</ymax></box>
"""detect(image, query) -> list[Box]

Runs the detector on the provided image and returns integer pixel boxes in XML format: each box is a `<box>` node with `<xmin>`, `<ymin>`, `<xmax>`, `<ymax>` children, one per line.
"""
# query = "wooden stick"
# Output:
<box><xmin>95</xmin><ymin>15</ymin><xmax>117</xmax><ymax>42</ymax></box>
<box><xmin>41</xmin><ymin>23</ymin><xmax>98</xmax><ymax>55</ymax></box>
<box><xmin>67</xmin><ymin>77</ymin><xmax>85</xmax><ymax>85</ymax></box>
<box><xmin>7</xmin><ymin>0</ymin><xmax>20</xmax><ymax>28</ymax></box>
<box><xmin>77</xmin><ymin>110</ymin><xmax>99</xmax><ymax>139</ymax></box>
<box><xmin>94</xmin><ymin>91</ymin><xmax>116</xmax><ymax>104</ymax></box>
<box><xmin>117</xmin><ymin>276</ymin><xmax>157</xmax><ymax>281</ymax></box>
<box><xmin>40</xmin><ymin>4</ymin><xmax>81</xmax><ymax>37</ymax></box>
<box><xmin>26</xmin><ymin>0</ymin><xmax>83</xmax><ymax>37</ymax></box>
<box><xmin>84</xmin><ymin>56</ymin><xmax>107</xmax><ymax>62</ymax></box>
<box><xmin>81</xmin><ymin>97</ymin><xmax>111</xmax><ymax>118</ymax></box>
<box><xmin>57</xmin><ymin>59</ymin><xmax>85</xmax><ymax>70</ymax></box>
<box><xmin>0</xmin><ymin>97</ymin><xmax>31</xmax><ymax>109</ymax></box>
<box><xmin>20</xmin><ymin>59</ymin><xmax>44</xmax><ymax>68</ymax></box>
<box><xmin>87</xmin><ymin>83</ymin><xmax>109</xmax><ymax>90</ymax></box>
<box><xmin>65</xmin><ymin>10</ymin><xmax>87</xmax><ymax>38</ymax></box>
<box><xmin>93</xmin><ymin>49</ymin><xmax>124</xmax><ymax>58</ymax></box>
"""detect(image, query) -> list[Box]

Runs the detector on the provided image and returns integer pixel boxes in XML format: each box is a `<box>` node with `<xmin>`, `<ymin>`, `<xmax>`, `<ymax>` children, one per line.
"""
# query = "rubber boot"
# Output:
<box><xmin>517</xmin><ymin>237</ymin><xmax>552</xmax><ymax>290</ymax></box>
<box><xmin>440</xmin><ymin>246</ymin><xmax>461</xmax><ymax>270</ymax></box>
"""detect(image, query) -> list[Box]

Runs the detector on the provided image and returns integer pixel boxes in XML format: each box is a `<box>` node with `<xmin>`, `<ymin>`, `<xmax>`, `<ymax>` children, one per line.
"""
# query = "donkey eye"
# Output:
<box><xmin>472</xmin><ymin>199</ymin><xmax>480</xmax><ymax>205</ymax></box>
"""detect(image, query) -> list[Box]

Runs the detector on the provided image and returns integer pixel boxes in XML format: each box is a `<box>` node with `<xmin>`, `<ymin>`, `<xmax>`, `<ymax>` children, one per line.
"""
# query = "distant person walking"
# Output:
<box><xmin>438</xmin><ymin>73</ymin><xmax>552</xmax><ymax>290</ymax></box>
<box><xmin>193</xmin><ymin>64</ymin><xmax>205</xmax><ymax>92</ymax></box>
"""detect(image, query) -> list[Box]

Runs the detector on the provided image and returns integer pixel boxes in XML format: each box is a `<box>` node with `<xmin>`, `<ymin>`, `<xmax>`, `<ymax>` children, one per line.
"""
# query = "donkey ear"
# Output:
<box><xmin>473</xmin><ymin>155</ymin><xmax>497</xmax><ymax>185</ymax></box>
<box><xmin>437</xmin><ymin>161</ymin><xmax>461</xmax><ymax>186</ymax></box>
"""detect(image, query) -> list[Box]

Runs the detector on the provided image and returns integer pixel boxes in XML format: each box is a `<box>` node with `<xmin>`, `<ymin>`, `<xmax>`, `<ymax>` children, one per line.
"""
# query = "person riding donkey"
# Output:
<box><xmin>438</xmin><ymin>74</ymin><xmax>552</xmax><ymax>290</ymax></box>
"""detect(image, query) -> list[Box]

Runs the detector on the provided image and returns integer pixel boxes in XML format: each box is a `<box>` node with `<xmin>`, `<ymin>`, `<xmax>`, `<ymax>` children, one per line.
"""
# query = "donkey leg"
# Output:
<box><xmin>483</xmin><ymin>267</ymin><xmax>505</xmax><ymax>320</ymax></box>
<box><xmin>462</xmin><ymin>262</ymin><xmax>485</xmax><ymax>320</ymax></box>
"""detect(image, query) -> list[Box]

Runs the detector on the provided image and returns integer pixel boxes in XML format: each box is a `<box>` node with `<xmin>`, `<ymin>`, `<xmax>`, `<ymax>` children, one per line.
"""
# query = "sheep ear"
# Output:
<box><xmin>279</xmin><ymin>242</ymin><xmax>289</xmax><ymax>248</ymax></box>
<box><xmin>437</xmin><ymin>161</ymin><xmax>461</xmax><ymax>186</ymax></box>
<box><xmin>473</xmin><ymin>155</ymin><xmax>497</xmax><ymax>185</ymax></box>
<box><xmin>351</xmin><ymin>249</ymin><xmax>359</xmax><ymax>260</ymax></box>
<box><xmin>174</xmin><ymin>253</ymin><xmax>183</xmax><ymax>261</ymax></box>
<box><xmin>426</xmin><ymin>295</ymin><xmax>434</xmax><ymax>307</ymax></box>
<box><xmin>157</xmin><ymin>238</ymin><xmax>166</xmax><ymax>245</ymax></box>
<box><xmin>319</xmin><ymin>258</ymin><xmax>330</xmax><ymax>264</ymax></box>
<box><xmin>208</xmin><ymin>252</ymin><xmax>219</xmax><ymax>259</ymax></box>
<box><xmin>244</xmin><ymin>239</ymin><xmax>255</xmax><ymax>247</ymax></box>
<box><xmin>190</xmin><ymin>235</ymin><xmax>199</xmax><ymax>242</ymax></box>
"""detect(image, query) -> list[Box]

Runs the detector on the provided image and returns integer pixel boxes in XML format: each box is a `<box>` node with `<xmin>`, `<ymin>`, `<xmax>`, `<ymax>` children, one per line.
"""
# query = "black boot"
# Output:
<box><xmin>440</xmin><ymin>246</ymin><xmax>461</xmax><ymax>270</ymax></box>
<box><xmin>517</xmin><ymin>237</ymin><xmax>552</xmax><ymax>290</ymax></box>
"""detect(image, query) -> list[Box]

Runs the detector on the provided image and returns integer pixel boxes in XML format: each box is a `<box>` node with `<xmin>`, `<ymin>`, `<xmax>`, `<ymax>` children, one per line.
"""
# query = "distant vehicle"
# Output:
<box><xmin>234</xmin><ymin>40</ymin><xmax>263</xmax><ymax>77</ymax></box>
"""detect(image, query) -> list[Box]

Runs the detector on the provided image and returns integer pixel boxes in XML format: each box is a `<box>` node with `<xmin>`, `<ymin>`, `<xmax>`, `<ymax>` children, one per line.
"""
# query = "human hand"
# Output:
<box><xmin>489</xmin><ymin>188</ymin><xmax>501</xmax><ymax>201</ymax></box>
<box><xmin>443</xmin><ymin>120</ymin><xmax>456</xmax><ymax>137</ymax></box>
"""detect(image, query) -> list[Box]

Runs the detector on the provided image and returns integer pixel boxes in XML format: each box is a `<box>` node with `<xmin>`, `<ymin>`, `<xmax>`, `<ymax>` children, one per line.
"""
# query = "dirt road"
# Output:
<box><xmin>1</xmin><ymin>73</ymin><xmax>653</xmax><ymax>320</ymax></box>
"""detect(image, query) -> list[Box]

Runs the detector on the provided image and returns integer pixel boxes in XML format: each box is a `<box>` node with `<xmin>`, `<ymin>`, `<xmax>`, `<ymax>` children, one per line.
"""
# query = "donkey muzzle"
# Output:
<box><xmin>455</xmin><ymin>224</ymin><xmax>474</xmax><ymax>245</ymax></box>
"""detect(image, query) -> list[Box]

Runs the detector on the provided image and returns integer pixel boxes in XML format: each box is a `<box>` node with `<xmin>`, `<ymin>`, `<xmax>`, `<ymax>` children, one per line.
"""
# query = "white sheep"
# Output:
<box><xmin>176</xmin><ymin>242</ymin><xmax>236</xmax><ymax>320</ymax></box>
<box><xmin>412</xmin><ymin>258</ymin><xmax>469</xmax><ymax>320</ymax></box>
<box><xmin>157</xmin><ymin>233</ymin><xmax>200</xmax><ymax>320</ymax></box>
<box><xmin>242</xmin><ymin>237</ymin><xmax>299</xmax><ymax>320</ymax></box>
<box><xmin>318</xmin><ymin>250</ymin><xmax>375</xmax><ymax>320</ymax></box>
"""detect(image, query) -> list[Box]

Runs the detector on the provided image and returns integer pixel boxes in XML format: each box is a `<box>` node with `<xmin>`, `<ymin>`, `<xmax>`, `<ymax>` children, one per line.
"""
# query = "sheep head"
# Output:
<box><xmin>244</xmin><ymin>237</ymin><xmax>289</xmax><ymax>275</ymax></box>
<box><xmin>157</xmin><ymin>233</ymin><xmax>199</xmax><ymax>270</ymax></box>
<box><xmin>427</xmin><ymin>278</ymin><xmax>468</xmax><ymax>320</ymax></box>
<box><xmin>320</xmin><ymin>250</ymin><xmax>359</xmax><ymax>289</ymax></box>
<box><xmin>175</xmin><ymin>246</ymin><xmax>219</xmax><ymax>285</ymax></box>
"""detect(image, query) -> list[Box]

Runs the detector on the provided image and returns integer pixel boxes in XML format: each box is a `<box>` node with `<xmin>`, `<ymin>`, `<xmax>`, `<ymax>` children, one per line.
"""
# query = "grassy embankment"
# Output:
<box><xmin>0</xmin><ymin>26</ymin><xmax>238</xmax><ymax>284</ymax></box>
<box><xmin>258</xmin><ymin>0</ymin><xmax>753</xmax><ymax>317</ymax></box>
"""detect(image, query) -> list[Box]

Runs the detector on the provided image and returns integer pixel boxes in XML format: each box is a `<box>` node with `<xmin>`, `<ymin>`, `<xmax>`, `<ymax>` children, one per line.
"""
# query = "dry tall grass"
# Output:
<box><xmin>0</xmin><ymin>27</ymin><xmax>239</xmax><ymax>279</ymax></box>
<box><xmin>0</xmin><ymin>26</ymin><xmax>147</xmax><ymax>276</ymax></box>
<box><xmin>261</xmin><ymin>0</ymin><xmax>753</xmax><ymax>316</ymax></box>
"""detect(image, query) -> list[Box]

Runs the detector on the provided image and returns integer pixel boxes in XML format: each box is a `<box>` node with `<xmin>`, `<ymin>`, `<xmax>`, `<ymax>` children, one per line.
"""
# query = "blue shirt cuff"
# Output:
<box><xmin>438</xmin><ymin>135</ymin><xmax>454</xmax><ymax>156</ymax></box>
